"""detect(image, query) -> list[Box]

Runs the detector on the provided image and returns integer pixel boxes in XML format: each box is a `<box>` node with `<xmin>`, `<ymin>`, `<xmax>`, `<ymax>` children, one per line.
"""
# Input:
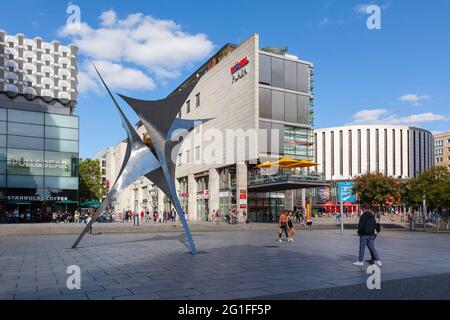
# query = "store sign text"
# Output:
<box><xmin>231</xmin><ymin>57</ymin><xmax>249</xmax><ymax>84</ymax></box>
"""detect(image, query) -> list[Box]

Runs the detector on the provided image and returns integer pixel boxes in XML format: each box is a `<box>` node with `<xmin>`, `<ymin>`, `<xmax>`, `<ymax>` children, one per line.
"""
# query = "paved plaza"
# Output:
<box><xmin>0</xmin><ymin>228</ymin><xmax>449</xmax><ymax>300</ymax></box>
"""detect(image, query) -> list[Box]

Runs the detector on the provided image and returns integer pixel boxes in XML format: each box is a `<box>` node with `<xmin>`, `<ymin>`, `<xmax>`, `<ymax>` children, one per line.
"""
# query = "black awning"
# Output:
<box><xmin>248</xmin><ymin>180</ymin><xmax>330</xmax><ymax>193</ymax></box>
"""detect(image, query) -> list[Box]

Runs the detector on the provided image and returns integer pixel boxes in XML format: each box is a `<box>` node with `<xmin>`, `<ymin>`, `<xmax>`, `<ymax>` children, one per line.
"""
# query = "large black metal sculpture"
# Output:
<box><xmin>72</xmin><ymin>66</ymin><xmax>207</xmax><ymax>254</ymax></box>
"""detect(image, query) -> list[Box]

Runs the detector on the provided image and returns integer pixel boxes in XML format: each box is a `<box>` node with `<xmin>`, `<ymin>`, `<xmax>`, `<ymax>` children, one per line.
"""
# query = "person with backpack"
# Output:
<box><xmin>353</xmin><ymin>203</ymin><xmax>382</xmax><ymax>267</ymax></box>
<box><xmin>278</xmin><ymin>210</ymin><xmax>290</xmax><ymax>242</ymax></box>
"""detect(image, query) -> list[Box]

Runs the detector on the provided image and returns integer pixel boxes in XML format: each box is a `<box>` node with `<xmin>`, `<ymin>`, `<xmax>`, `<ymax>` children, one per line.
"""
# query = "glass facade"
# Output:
<box><xmin>0</xmin><ymin>107</ymin><xmax>79</xmax><ymax>223</ymax></box>
<box><xmin>258</xmin><ymin>52</ymin><xmax>314</xmax><ymax>161</ymax></box>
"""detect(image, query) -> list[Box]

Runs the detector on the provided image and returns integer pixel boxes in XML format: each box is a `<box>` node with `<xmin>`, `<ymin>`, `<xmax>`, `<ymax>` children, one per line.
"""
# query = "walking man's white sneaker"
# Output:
<box><xmin>278</xmin><ymin>239</ymin><xmax>283</xmax><ymax>243</ymax></box>
<box><xmin>353</xmin><ymin>261</ymin><xmax>364</xmax><ymax>266</ymax></box>
<box><xmin>375</xmin><ymin>261</ymin><xmax>382</xmax><ymax>267</ymax></box>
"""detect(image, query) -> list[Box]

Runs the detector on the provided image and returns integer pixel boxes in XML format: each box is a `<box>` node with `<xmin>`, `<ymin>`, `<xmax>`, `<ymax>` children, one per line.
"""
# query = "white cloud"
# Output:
<box><xmin>78</xmin><ymin>60</ymin><xmax>155</xmax><ymax>93</ymax></box>
<box><xmin>99</xmin><ymin>10</ymin><xmax>117</xmax><ymax>27</ymax></box>
<box><xmin>354</xmin><ymin>2</ymin><xmax>391</xmax><ymax>15</ymax></box>
<box><xmin>399</xmin><ymin>93</ymin><xmax>431</xmax><ymax>103</ymax></box>
<box><xmin>350</xmin><ymin>109</ymin><xmax>449</xmax><ymax>125</ymax></box>
<box><xmin>59</xmin><ymin>10</ymin><xmax>214</xmax><ymax>93</ymax></box>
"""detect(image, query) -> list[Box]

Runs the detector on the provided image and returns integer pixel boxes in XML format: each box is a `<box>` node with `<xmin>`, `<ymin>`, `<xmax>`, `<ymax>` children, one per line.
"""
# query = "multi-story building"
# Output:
<box><xmin>434</xmin><ymin>131</ymin><xmax>450</xmax><ymax>170</ymax></box>
<box><xmin>99</xmin><ymin>34</ymin><xmax>321</xmax><ymax>222</ymax></box>
<box><xmin>314</xmin><ymin>125</ymin><xmax>434</xmax><ymax>181</ymax></box>
<box><xmin>0</xmin><ymin>31</ymin><xmax>79</xmax><ymax>223</ymax></box>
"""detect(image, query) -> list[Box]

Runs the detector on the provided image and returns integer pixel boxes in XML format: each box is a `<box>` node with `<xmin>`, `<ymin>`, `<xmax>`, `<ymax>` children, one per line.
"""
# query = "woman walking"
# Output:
<box><xmin>287</xmin><ymin>212</ymin><xmax>296</xmax><ymax>243</ymax></box>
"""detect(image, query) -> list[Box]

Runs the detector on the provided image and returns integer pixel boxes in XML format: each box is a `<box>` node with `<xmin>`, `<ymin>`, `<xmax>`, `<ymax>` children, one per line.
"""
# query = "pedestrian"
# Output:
<box><xmin>287</xmin><ymin>212</ymin><xmax>295</xmax><ymax>242</ymax></box>
<box><xmin>353</xmin><ymin>203</ymin><xmax>382</xmax><ymax>267</ymax></box>
<box><xmin>278</xmin><ymin>210</ymin><xmax>289</xmax><ymax>242</ymax></box>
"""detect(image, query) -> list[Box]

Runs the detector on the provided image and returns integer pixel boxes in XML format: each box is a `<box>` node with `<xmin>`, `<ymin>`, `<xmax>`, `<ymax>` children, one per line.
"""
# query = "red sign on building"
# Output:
<box><xmin>230</xmin><ymin>57</ymin><xmax>249</xmax><ymax>74</ymax></box>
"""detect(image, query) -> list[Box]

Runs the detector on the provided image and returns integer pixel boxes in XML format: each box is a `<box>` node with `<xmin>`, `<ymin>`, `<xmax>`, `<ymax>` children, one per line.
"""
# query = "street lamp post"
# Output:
<box><xmin>422</xmin><ymin>191</ymin><xmax>427</xmax><ymax>232</ymax></box>
<box><xmin>340</xmin><ymin>187</ymin><xmax>344</xmax><ymax>236</ymax></box>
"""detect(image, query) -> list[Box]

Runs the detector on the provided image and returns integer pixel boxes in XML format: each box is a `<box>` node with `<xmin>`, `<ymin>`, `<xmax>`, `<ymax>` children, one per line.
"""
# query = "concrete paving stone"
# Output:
<box><xmin>0</xmin><ymin>230</ymin><xmax>449</xmax><ymax>300</ymax></box>
<box><xmin>228</xmin><ymin>289</ymin><xmax>273</xmax><ymax>299</ymax></box>
<box><xmin>86</xmin><ymin>288</ymin><xmax>133</xmax><ymax>300</ymax></box>
<box><xmin>157</xmin><ymin>289</ymin><xmax>203</xmax><ymax>299</ymax></box>
<box><xmin>190</xmin><ymin>293</ymin><xmax>236</xmax><ymax>300</ymax></box>
<box><xmin>114</xmin><ymin>293</ymin><xmax>161</xmax><ymax>300</ymax></box>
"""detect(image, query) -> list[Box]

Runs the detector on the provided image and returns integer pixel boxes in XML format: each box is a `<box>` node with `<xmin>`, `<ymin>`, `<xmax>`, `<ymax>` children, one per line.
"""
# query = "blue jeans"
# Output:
<box><xmin>359</xmin><ymin>235</ymin><xmax>380</xmax><ymax>262</ymax></box>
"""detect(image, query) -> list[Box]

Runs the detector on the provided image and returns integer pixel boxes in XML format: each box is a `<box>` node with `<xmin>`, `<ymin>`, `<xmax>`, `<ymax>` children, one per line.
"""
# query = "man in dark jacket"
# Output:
<box><xmin>353</xmin><ymin>203</ymin><xmax>382</xmax><ymax>267</ymax></box>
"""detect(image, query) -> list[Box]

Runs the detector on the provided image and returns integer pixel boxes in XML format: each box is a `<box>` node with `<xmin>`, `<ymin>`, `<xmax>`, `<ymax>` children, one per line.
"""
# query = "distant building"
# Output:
<box><xmin>434</xmin><ymin>131</ymin><xmax>450</xmax><ymax>170</ymax></box>
<box><xmin>314</xmin><ymin>125</ymin><xmax>434</xmax><ymax>181</ymax></box>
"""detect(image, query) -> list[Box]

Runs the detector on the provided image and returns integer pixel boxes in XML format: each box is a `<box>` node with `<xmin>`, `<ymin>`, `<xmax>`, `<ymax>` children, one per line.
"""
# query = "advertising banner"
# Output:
<box><xmin>337</xmin><ymin>182</ymin><xmax>356</xmax><ymax>203</ymax></box>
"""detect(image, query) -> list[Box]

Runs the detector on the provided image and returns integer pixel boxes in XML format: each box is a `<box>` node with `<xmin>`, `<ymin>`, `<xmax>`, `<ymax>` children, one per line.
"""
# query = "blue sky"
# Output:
<box><xmin>1</xmin><ymin>0</ymin><xmax>449</xmax><ymax>158</ymax></box>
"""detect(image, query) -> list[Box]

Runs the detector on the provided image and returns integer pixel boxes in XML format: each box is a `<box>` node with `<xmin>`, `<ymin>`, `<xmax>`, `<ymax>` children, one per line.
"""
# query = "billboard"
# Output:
<box><xmin>337</xmin><ymin>182</ymin><xmax>356</xmax><ymax>203</ymax></box>
<box><xmin>316</xmin><ymin>187</ymin><xmax>331</xmax><ymax>203</ymax></box>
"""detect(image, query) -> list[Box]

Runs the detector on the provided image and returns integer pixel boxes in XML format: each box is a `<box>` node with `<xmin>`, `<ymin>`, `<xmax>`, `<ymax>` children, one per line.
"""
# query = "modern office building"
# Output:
<box><xmin>99</xmin><ymin>34</ymin><xmax>323</xmax><ymax>222</ymax></box>
<box><xmin>434</xmin><ymin>131</ymin><xmax>450</xmax><ymax>170</ymax></box>
<box><xmin>0</xmin><ymin>30</ymin><xmax>79</xmax><ymax>222</ymax></box>
<box><xmin>314</xmin><ymin>125</ymin><xmax>434</xmax><ymax>181</ymax></box>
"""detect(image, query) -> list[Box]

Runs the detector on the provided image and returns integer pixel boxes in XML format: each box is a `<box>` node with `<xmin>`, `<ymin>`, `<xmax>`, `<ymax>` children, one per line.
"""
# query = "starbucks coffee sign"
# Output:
<box><xmin>7</xmin><ymin>195</ymin><xmax>69</xmax><ymax>201</ymax></box>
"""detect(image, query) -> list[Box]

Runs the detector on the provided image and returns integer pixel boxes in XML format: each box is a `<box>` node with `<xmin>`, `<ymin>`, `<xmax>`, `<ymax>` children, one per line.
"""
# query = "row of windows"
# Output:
<box><xmin>0</xmin><ymin>108</ymin><xmax>79</xmax><ymax>128</ymax></box>
<box><xmin>259</xmin><ymin>88</ymin><xmax>311</xmax><ymax>124</ymax></box>
<box><xmin>259</xmin><ymin>121</ymin><xmax>313</xmax><ymax>158</ymax></box>
<box><xmin>185</xmin><ymin>93</ymin><xmax>201</xmax><ymax>115</ymax></box>
<box><xmin>434</xmin><ymin>139</ymin><xmax>450</xmax><ymax>146</ymax></box>
<box><xmin>259</xmin><ymin>53</ymin><xmax>311</xmax><ymax>93</ymax></box>
<box><xmin>317</xmin><ymin>129</ymin><xmax>433</xmax><ymax>178</ymax></box>
<box><xmin>0</xmin><ymin>175</ymin><xmax>78</xmax><ymax>189</ymax></box>
<box><xmin>0</xmin><ymin>148</ymin><xmax>78</xmax><ymax>177</ymax></box>
<box><xmin>0</xmin><ymin>135</ymin><xmax>78</xmax><ymax>153</ymax></box>
<box><xmin>0</xmin><ymin>122</ymin><xmax>78</xmax><ymax>140</ymax></box>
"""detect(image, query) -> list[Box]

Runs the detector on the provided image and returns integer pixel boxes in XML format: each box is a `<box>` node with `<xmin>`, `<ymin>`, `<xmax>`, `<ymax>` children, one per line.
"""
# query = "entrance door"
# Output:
<box><xmin>197</xmin><ymin>199</ymin><xmax>209</xmax><ymax>221</ymax></box>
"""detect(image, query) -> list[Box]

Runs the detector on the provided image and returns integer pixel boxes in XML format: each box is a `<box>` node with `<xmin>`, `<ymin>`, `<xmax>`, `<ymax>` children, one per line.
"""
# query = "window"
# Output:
<box><xmin>297</xmin><ymin>63</ymin><xmax>310</xmax><ymax>93</ymax></box>
<box><xmin>27</xmin><ymin>70</ymin><xmax>32</xmax><ymax>75</ymax></box>
<box><xmin>271</xmin><ymin>90</ymin><xmax>284</xmax><ymax>121</ymax></box>
<box><xmin>259</xmin><ymin>88</ymin><xmax>272</xmax><ymax>118</ymax></box>
<box><xmin>27</xmin><ymin>58</ymin><xmax>32</xmax><ymax>63</ymax></box>
<box><xmin>102</xmin><ymin>160</ymin><xmax>106</xmax><ymax>167</ymax></box>
<box><xmin>27</xmin><ymin>45</ymin><xmax>32</xmax><ymax>51</ymax></box>
<box><xmin>45</xmin><ymin>84</ymin><xmax>50</xmax><ymax>89</ymax></box>
<box><xmin>195</xmin><ymin>93</ymin><xmax>200</xmax><ymax>108</ymax></box>
<box><xmin>195</xmin><ymin>146</ymin><xmax>201</xmax><ymax>161</ymax></box>
<box><xmin>102</xmin><ymin>169</ymin><xmax>106</xmax><ymax>175</ymax></box>
<box><xmin>45</xmin><ymin>72</ymin><xmax>50</xmax><ymax>78</ymax></box>
<box><xmin>45</xmin><ymin>61</ymin><xmax>50</xmax><ymax>66</ymax></box>
<box><xmin>45</xmin><ymin>139</ymin><xmax>78</xmax><ymax>153</ymax></box>
<box><xmin>45</xmin><ymin>49</ymin><xmax>50</xmax><ymax>54</ymax></box>
<box><xmin>63</xmin><ymin>64</ymin><xmax>67</xmax><ymax>69</ymax></box>
<box><xmin>186</xmin><ymin>150</ymin><xmax>191</xmax><ymax>163</ymax></box>
<box><xmin>7</xmin><ymin>175</ymin><xmax>44</xmax><ymax>189</ymax></box>
<box><xmin>45</xmin><ymin>114</ymin><xmax>79</xmax><ymax>128</ymax></box>
<box><xmin>284</xmin><ymin>93</ymin><xmax>297</xmax><ymax>123</ymax></box>
<box><xmin>8</xmin><ymin>66</ymin><xmax>14</xmax><ymax>72</ymax></box>
<box><xmin>297</xmin><ymin>96</ymin><xmax>310</xmax><ymax>124</ymax></box>
<box><xmin>285</xmin><ymin>60</ymin><xmax>297</xmax><ymax>91</ymax></box>
<box><xmin>45</xmin><ymin>126</ymin><xmax>78</xmax><ymax>140</ymax></box>
<box><xmin>259</xmin><ymin>54</ymin><xmax>271</xmax><ymax>85</ymax></box>
<box><xmin>186</xmin><ymin>100</ymin><xmax>191</xmax><ymax>114</ymax></box>
<box><xmin>8</xmin><ymin>136</ymin><xmax>44</xmax><ymax>150</ymax></box>
<box><xmin>271</xmin><ymin>58</ymin><xmax>285</xmax><ymax>89</ymax></box>
<box><xmin>8</xmin><ymin>122</ymin><xmax>44</xmax><ymax>137</ymax></box>
<box><xmin>45</xmin><ymin>177</ymin><xmax>78</xmax><ymax>190</ymax></box>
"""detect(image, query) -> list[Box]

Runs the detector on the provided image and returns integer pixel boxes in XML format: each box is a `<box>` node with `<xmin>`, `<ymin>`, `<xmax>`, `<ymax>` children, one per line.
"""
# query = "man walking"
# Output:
<box><xmin>278</xmin><ymin>210</ymin><xmax>290</xmax><ymax>242</ymax></box>
<box><xmin>353</xmin><ymin>203</ymin><xmax>382</xmax><ymax>267</ymax></box>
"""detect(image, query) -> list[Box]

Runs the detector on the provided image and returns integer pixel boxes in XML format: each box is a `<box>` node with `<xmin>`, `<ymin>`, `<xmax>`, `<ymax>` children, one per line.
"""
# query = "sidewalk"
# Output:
<box><xmin>0</xmin><ymin>218</ymin><xmax>408</xmax><ymax>236</ymax></box>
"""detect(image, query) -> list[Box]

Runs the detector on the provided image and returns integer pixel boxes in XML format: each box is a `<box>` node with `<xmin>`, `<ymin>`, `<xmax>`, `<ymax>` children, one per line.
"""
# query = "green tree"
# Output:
<box><xmin>261</xmin><ymin>46</ymin><xmax>289</xmax><ymax>55</ymax></box>
<box><xmin>353</xmin><ymin>172</ymin><xmax>400</xmax><ymax>210</ymax></box>
<box><xmin>79</xmin><ymin>159</ymin><xmax>105</xmax><ymax>203</ymax></box>
<box><xmin>409</xmin><ymin>166</ymin><xmax>450</xmax><ymax>218</ymax></box>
